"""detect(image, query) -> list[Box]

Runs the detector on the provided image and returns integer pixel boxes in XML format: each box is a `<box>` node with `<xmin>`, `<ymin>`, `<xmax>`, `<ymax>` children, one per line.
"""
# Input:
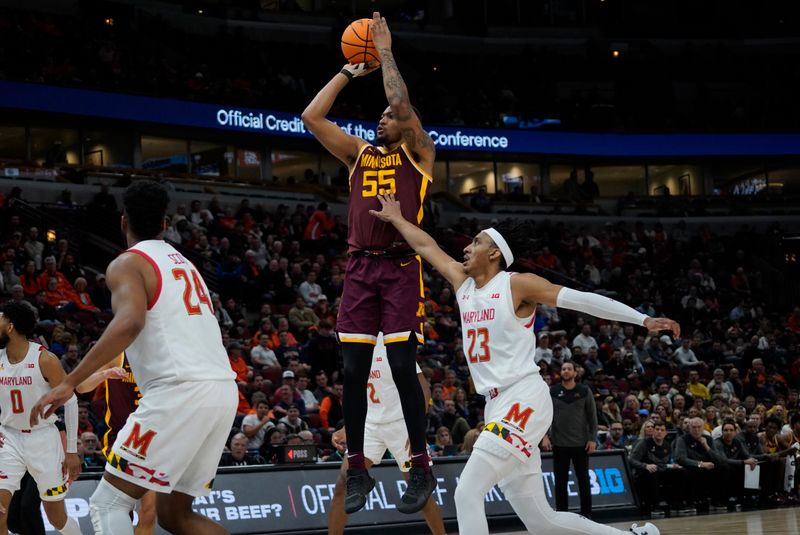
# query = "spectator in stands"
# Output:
<box><xmin>714</xmin><ymin>418</ymin><xmax>759</xmax><ymax>508</ymax></box>
<box><xmin>23</xmin><ymin>227</ymin><xmax>44</xmax><ymax>270</ymax></box>
<box><xmin>251</xmin><ymin>334</ymin><xmax>281</xmax><ymax>374</ymax></box>
<box><xmin>242</xmin><ymin>401</ymin><xmax>275</xmax><ymax>452</ymax></box>
<box><xmin>296</xmin><ymin>374</ymin><xmax>319</xmax><ymax>413</ymax></box>
<box><xmin>304</xmin><ymin>202</ymin><xmax>335</xmax><ymax>242</ymax></box>
<box><xmin>313</xmin><ymin>370</ymin><xmax>334</xmax><ymax>403</ymax></box>
<box><xmin>79</xmin><ymin>432</ymin><xmax>105</xmax><ymax>470</ymax></box>
<box><xmin>78</xmin><ymin>402</ymin><xmax>94</xmax><ymax>435</ymax></box>
<box><xmin>535</xmin><ymin>333</ymin><xmax>553</xmax><ymax>365</ymax></box>
<box><xmin>629</xmin><ymin>421</ymin><xmax>683</xmax><ymax>515</ymax></box>
<box><xmin>598</xmin><ymin>422</ymin><xmax>630</xmax><ymax>450</ymax></box>
<box><xmin>228</xmin><ymin>342</ymin><xmax>251</xmax><ymax>386</ymax></box>
<box><xmin>687</xmin><ymin>370</ymin><xmax>711</xmax><ymax>402</ymax></box>
<box><xmin>0</xmin><ymin>259</ymin><xmax>20</xmax><ymax>295</ymax></box>
<box><xmin>572</xmin><ymin>323</ymin><xmax>598</xmax><ymax>352</ymax></box>
<box><xmin>220</xmin><ymin>433</ymin><xmax>266</xmax><ymax>466</ymax></box>
<box><xmin>535</xmin><ymin>246</ymin><xmax>560</xmax><ymax>271</ymax></box>
<box><xmin>708</xmin><ymin>368</ymin><xmax>735</xmax><ymax>401</ymax></box>
<box><xmin>9</xmin><ymin>285</ymin><xmax>39</xmax><ymax>320</ymax></box>
<box><xmin>36</xmin><ymin>255</ymin><xmax>76</xmax><ymax>299</ymax></box>
<box><xmin>675</xmin><ymin>417</ymin><xmax>724</xmax><ymax>511</ymax></box>
<box><xmin>431</xmin><ymin>427</ymin><xmax>455</xmax><ymax>457</ymax></box>
<box><xmin>279</xmin><ymin>405</ymin><xmax>309</xmax><ymax>434</ymax></box>
<box><xmin>72</xmin><ymin>277</ymin><xmax>99</xmax><ymax>312</ymax></box>
<box><xmin>61</xmin><ymin>344</ymin><xmax>80</xmax><ymax>373</ymax></box>
<box><xmin>275</xmin><ymin>331</ymin><xmax>302</xmax><ymax>367</ymax></box>
<box><xmin>303</xmin><ymin>320</ymin><xmax>338</xmax><ymax>379</ymax></box>
<box><xmin>319</xmin><ymin>381</ymin><xmax>344</xmax><ymax>433</ymax></box>
<box><xmin>298</xmin><ymin>271</ymin><xmax>323</xmax><ymax>306</ymax></box>
<box><xmin>288</xmin><ymin>296</ymin><xmax>320</xmax><ymax>335</ymax></box>
<box><xmin>674</xmin><ymin>338</ymin><xmax>707</xmax><ymax>370</ymax></box>
<box><xmin>90</xmin><ymin>273</ymin><xmax>112</xmax><ymax>311</ymax></box>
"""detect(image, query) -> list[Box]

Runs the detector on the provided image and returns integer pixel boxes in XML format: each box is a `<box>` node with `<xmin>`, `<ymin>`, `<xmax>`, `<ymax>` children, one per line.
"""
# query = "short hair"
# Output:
<box><xmin>653</xmin><ymin>421</ymin><xmax>667</xmax><ymax>429</ymax></box>
<box><xmin>123</xmin><ymin>180</ymin><xmax>169</xmax><ymax>239</ymax></box>
<box><xmin>765</xmin><ymin>416</ymin><xmax>783</xmax><ymax>428</ymax></box>
<box><xmin>0</xmin><ymin>301</ymin><xmax>36</xmax><ymax>337</ymax></box>
<box><xmin>490</xmin><ymin>220</ymin><xmax>535</xmax><ymax>269</ymax></box>
<box><xmin>561</xmin><ymin>360</ymin><xmax>576</xmax><ymax>371</ymax></box>
<box><xmin>791</xmin><ymin>413</ymin><xmax>800</xmax><ymax>427</ymax></box>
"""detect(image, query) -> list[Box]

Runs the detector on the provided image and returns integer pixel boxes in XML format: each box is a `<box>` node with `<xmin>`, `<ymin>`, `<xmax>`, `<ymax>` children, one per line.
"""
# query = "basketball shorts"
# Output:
<box><xmin>106</xmin><ymin>380</ymin><xmax>237</xmax><ymax>497</ymax></box>
<box><xmin>337</xmin><ymin>255</ymin><xmax>424</xmax><ymax>345</ymax></box>
<box><xmin>0</xmin><ymin>425</ymin><xmax>69</xmax><ymax>501</ymax></box>
<box><xmin>474</xmin><ymin>373</ymin><xmax>552</xmax><ymax>477</ymax></box>
<box><xmin>362</xmin><ymin>418</ymin><xmax>432</xmax><ymax>472</ymax></box>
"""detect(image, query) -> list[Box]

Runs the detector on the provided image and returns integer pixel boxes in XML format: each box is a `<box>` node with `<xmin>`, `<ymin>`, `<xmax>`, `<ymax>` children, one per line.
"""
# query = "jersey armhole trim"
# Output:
<box><xmin>126</xmin><ymin>249</ymin><xmax>162</xmax><ymax>310</ymax></box>
<box><xmin>348</xmin><ymin>143</ymin><xmax>372</xmax><ymax>183</ymax></box>
<box><xmin>400</xmin><ymin>143</ymin><xmax>433</xmax><ymax>182</ymax></box>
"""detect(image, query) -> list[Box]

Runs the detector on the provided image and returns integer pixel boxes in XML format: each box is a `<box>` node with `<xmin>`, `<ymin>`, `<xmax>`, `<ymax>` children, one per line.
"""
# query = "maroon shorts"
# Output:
<box><xmin>337</xmin><ymin>254</ymin><xmax>424</xmax><ymax>345</ymax></box>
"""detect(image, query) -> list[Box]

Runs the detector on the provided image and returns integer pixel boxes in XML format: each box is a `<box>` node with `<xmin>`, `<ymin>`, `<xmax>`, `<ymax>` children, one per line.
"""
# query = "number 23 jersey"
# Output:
<box><xmin>125</xmin><ymin>240</ymin><xmax>235</xmax><ymax>395</ymax></box>
<box><xmin>456</xmin><ymin>271</ymin><xmax>539</xmax><ymax>397</ymax></box>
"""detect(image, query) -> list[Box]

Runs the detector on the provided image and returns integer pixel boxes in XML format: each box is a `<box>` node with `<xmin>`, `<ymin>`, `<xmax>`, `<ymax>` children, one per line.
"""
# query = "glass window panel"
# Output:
<box><xmin>589</xmin><ymin>165</ymin><xmax>646</xmax><ymax>197</ymax></box>
<box><xmin>191</xmin><ymin>140</ymin><xmax>234</xmax><ymax>177</ymax></box>
<box><xmin>648</xmin><ymin>165</ymin><xmax>703</xmax><ymax>196</ymax></box>
<box><xmin>237</xmin><ymin>149</ymin><xmax>263</xmax><ymax>181</ymax></box>
<box><xmin>496</xmin><ymin>162</ymin><xmax>541</xmax><ymax>197</ymax></box>
<box><xmin>83</xmin><ymin>130</ymin><xmax>132</xmax><ymax>168</ymax></box>
<box><xmin>271</xmin><ymin>149</ymin><xmax>318</xmax><ymax>185</ymax></box>
<box><xmin>141</xmin><ymin>136</ymin><xmax>188</xmax><ymax>173</ymax></box>
<box><xmin>448</xmin><ymin>160</ymin><xmax>496</xmax><ymax>196</ymax></box>
<box><xmin>0</xmin><ymin>126</ymin><xmax>26</xmax><ymax>161</ymax></box>
<box><xmin>30</xmin><ymin>128</ymin><xmax>80</xmax><ymax>166</ymax></box>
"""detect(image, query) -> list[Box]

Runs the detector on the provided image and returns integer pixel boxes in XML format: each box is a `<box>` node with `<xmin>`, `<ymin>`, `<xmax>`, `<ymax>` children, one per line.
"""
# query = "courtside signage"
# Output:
<box><xmin>3</xmin><ymin>81</ymin><xmax>797</xmax><ymax>155</ymax></box>
<box><xmin>47</xmin><ymin>452</ymin><xmax>635</xmax><ymax>533</ymax></box>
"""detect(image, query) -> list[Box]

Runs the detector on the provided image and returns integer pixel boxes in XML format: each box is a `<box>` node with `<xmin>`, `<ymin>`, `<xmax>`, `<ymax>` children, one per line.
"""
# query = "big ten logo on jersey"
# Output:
<box><xmin>120</xmin><ymin>422</ymin><xmax>157</xmax><ymax>461</ymax></box>
<box><xmin>501</xmin><ymin>402</ymin><xmax>534</xmax><ymax>432</ymax></box>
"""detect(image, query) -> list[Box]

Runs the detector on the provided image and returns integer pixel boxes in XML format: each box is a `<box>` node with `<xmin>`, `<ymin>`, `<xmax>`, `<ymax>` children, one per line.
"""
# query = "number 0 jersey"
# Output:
<box><xmin>365</xmin><ymin>334</ymin><xmax>422</xmax><ymax>424</ymax></box>
<box><xmin>347</xmin><ymin>143</ymin><xmax>432</xmax><ymax>253</ymax></box>
<box><xmin>455</xmin><ymin>271</ymin><xmax>539</xmax><ymax>396</ymax></box>
<box><xmin>125</xmin><ymin>240</ymin><xmax>235</xmax><ymax>395</ymax></box>
<box><xmin>0</xmin><ymin>342</ymin><xmax>56</xmax><ymax>430</ymax></box>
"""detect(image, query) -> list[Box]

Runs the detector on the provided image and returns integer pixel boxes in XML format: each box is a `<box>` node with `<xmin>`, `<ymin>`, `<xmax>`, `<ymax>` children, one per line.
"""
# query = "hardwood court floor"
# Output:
<box><xmin>500</xmin><ymin>506</ymin><xmax>800</xmax><ymax>534</ymax></box>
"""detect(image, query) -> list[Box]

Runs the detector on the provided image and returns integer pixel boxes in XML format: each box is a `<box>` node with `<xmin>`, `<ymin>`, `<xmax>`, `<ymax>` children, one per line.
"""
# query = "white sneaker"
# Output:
<box><xmin>630</xmin><ymin>522</ymin><xmax>660</xmax><ymax>535</ymax></box>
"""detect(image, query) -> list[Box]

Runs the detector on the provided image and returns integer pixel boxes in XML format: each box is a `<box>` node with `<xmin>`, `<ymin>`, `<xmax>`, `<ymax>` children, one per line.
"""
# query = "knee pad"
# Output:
<box><xmin>89</xmin><ymin>479</ymin><xmax>137</xmax><ymax>535</ymax></box>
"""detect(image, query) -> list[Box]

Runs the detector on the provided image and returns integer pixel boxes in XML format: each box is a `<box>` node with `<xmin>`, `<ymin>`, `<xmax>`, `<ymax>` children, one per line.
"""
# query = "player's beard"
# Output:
<box><xmin>0</xmin><ymin>332</ymin><xmax>9</xmax><ymax>349</ymax></box>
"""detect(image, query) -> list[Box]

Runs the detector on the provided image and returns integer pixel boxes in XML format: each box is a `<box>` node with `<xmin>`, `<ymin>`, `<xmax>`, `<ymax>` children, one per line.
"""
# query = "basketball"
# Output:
<box><xmin>341</xmin><ymin>18</ymin><xmax>380</xmax><ymax>65</ymax></box>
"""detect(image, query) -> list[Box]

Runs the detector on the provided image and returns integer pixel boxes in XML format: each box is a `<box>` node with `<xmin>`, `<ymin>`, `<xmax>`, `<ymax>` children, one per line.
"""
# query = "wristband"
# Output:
<box><xmin>339</xmin><ymin>69</ymin><xmax>354</xmax><ymax>80</ymax></box>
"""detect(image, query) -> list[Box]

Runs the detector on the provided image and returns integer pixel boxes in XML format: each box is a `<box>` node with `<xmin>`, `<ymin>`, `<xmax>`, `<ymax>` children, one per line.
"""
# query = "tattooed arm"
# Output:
<box><xmin>370</xmin><ymin>11</ymin><xmax>435</xmax><ymax>174</ymax></box>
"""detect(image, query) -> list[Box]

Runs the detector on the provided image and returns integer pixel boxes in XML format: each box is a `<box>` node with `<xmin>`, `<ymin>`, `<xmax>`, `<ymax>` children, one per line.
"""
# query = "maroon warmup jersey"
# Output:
<box><xmin>101</xmin><ymin>353</ymin><xmax>141</xmax><ymax>457</ymax></box>
<box><xmin>347</xmin><ymin>143</ymin><xmax>431</xmax><ymax>253</ymax></box>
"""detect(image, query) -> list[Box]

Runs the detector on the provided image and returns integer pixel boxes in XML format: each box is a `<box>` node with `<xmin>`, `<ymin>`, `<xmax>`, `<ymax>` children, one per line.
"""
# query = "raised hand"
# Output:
<box><xmin>369</xmin><ymin>192</ymin><xmax>403</xmax><ymax>223</ymax></box>
<box><xmin>369</xmin><ymin>11</ymin><xmax>392</xmax><ymax>51</ymax></box>
<box><xmin>644</xmin><ymin>317</ymin><xmax>681</xmax><ymax>339</ymax></box>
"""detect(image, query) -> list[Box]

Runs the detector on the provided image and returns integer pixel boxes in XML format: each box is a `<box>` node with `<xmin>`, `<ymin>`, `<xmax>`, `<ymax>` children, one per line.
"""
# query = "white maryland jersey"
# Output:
<box><xmin>125</xmin><ymin>240</ymin><xmax>235</xmax><ymax>394</ymax></box>
<box><xmin>365</xmin><ymin>334</ymin><xmax>422</xmax><ymax>424</ymax></box>
<box><xmin>456</xmin><ymin>271</ymin><xmax>538</xmax><ymax>396</ymax></box>
<box><xmin>0</xmin><ymin>342</ymin><xmax>56</xmax><ymax>430</ymax></box>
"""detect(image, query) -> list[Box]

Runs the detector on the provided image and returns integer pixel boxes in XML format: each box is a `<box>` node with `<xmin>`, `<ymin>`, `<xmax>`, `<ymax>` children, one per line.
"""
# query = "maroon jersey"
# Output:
<box><xmin>347</xmin><ymin>143</ymin><xmax>431</xmax><ymax>253</ymax></box>
<box><xmin>101</xmin><ymin>353</ymin><xmax>141</xmax><ymax>457</ymax></box>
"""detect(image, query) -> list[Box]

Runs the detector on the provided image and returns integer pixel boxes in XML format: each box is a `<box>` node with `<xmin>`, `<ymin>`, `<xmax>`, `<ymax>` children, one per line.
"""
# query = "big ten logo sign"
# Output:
<box><xmin>192</xmin><ymin>489</ymin><xmax>283</xmax><ymax>522</ymax></box>
<box><xmin>540</xmin><ymin>469</ymin><xmax>626</xmax><ymax>499</ymax></box>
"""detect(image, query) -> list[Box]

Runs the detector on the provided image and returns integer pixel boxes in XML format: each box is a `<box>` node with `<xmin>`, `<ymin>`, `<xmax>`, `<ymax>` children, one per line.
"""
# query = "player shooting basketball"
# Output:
<box><xmin>302</xmin><ymin>11</ymin><xmax>437</xmax><ymax>514</ymax></box>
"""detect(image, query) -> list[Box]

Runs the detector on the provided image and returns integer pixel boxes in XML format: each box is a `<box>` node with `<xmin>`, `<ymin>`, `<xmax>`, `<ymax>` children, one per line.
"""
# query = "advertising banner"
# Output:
<box><xmin>2</xmin><ymin>81</ymin><xmax>800</xmax><ymax>156</ymax></box>
<box><xmin>43</xmin><ymin>452</ymin><xmax>635</xmax><ymax>533</ymax></box>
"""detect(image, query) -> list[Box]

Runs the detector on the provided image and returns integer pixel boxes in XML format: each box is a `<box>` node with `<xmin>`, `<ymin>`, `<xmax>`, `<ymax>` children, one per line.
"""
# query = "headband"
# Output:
<box><xmin>483</xmin><ymin>228</ymin><xmax>514</xmax><ymax>267</ymax></box>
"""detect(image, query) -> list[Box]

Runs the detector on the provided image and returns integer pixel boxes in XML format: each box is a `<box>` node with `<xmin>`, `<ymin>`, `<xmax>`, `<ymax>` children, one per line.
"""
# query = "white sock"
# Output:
<box><xmin>57</xmin><ymin>516</ymin><xmax>83</xmax><ymax>535</ymax></box>
<box><xmin>502</xmin><ymin>472</ymin><xmax>626</xmax><ymax>535</ymax></box>
<box><xmin>89</xmin><ymin>478</ymin><xmax>138</xmax><ymax>535</ymax></box>
<box><xmin>455</xmin><ymin>448</ymin><xmax>521</xmax><ymax>535</ymax></box>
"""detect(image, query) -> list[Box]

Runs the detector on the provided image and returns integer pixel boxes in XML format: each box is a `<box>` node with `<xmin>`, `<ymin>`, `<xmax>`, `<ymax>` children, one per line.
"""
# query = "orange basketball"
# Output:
<box><xmin>341</xmin><ymin>18</ymin><xmax>380</xmax><ymax>65</ymax></box>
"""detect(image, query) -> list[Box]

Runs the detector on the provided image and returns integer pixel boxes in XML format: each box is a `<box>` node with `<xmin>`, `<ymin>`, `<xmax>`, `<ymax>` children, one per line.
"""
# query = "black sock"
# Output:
<box><xmin>341</xmin><ymin>341</ymin><xmax>374</xmax><ymax>465</ymax></box>
<box><xmin>386</xmin><ymin>337</ymin><xmax>428</xmax><ymax>460</ymax></box>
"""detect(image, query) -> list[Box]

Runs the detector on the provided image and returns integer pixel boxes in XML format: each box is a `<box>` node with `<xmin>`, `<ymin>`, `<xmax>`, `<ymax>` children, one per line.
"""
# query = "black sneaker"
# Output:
<box><xmin>397</xmin><ymin>466</ymin><xmax>437</xmax><ymax>514</ymax></box>
<box><xmin>344</xmin><ymin>468</ymin><xmax>375</xmax><ymax>514</ymax></box>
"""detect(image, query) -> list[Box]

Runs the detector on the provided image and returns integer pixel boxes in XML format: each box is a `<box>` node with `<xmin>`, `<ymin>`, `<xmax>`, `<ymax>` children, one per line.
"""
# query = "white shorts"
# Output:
<box><xmin>106</xmin><ymin>380</ymin><xmax>237</xmax><ymax>497</ymax></box>
<box><xmin>474</xmin><ymin>373</ymin><xmax>552</xmax><ymax>474</ymax></box>
<box><xmin>364</xmin><ymin>419</ymin><xmax>412</xmax><ymax>472</ymax></box>
<box><xmin>0</xmin><ymin>425</ymin><xmax>68</xmax><ymax>501</ymax></box>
